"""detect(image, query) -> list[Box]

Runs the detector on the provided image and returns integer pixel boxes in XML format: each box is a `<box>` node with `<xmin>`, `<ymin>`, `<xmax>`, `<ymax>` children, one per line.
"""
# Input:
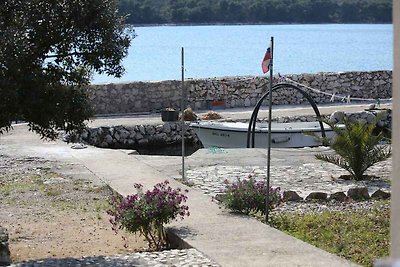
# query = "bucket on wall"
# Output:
<box><xmin>161</xmin><ymin>109</ymin><xmax>179</xmax><ymax>122</ymax></box>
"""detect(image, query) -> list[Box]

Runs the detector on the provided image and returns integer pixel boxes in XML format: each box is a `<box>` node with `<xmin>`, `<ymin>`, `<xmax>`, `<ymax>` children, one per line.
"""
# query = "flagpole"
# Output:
<box><xmin>265</xmin><ymin>36</ymin><xmax>274</xmax><ymax>223</ymax></box>
<box><xmin>181</xmin><ymin>47</ymin><xmax>186</xmax><ymax>182</ymax></box>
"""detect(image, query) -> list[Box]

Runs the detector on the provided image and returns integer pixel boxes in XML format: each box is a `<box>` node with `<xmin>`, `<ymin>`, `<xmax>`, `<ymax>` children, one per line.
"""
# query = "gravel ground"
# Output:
<box><xmin>10</xmin><ymin>249</ymin><xmax>220</xmax><ymax>267</ymax></box>
<box><xmin>183</xmin><ymin>146</ymin><xmax>392</xmax><ymax>216</ymax></box>
<box><xmin>184</xmin><ymin>148</ymin><xmax>391</xmax><ymax>199</ymax></box>
<box><xmin>271</xmin><ymin>199</ymin><xmax>390</xmax><ymax>215</ymax></box>
<box><xmin>0</xmin><ymin>153</ymin><xmax>219</xmax><ymax>267</ymax></box>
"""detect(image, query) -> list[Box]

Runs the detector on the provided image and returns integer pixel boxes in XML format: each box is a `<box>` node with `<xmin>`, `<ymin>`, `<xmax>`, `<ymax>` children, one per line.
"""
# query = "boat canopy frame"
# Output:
<box><xmin>246</xmin><ymin>82</ymin><xmax>326</xmax><ymax>148</ymax></box>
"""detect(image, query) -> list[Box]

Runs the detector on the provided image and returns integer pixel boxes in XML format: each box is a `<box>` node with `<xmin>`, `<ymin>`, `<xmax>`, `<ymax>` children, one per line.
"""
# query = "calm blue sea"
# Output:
<box><xmin>92</xmin><ymin>24</ymin><xmax>393</xmax><ymax>84</ymax></box>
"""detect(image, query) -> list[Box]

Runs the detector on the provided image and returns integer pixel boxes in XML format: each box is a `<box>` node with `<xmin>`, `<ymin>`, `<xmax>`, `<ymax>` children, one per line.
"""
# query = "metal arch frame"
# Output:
<box><xmin>246</xmin><ymin>82</ymin><xmax>326</xmax><ymax>148</ymax></box>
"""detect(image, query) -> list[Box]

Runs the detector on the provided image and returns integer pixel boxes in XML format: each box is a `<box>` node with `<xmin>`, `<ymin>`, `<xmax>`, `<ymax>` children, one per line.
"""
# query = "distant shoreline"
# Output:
<box><xmin>130</xmin><ymin>22</ymin><xmax>392</xmax><ymax>28</ymax></box>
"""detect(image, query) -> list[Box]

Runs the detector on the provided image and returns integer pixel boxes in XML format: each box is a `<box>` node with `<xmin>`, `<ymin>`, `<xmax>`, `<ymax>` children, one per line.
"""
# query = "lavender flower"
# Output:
<box><xmin>108</xmin><ymin>180</ymin><xmax>189</xmax><ymax>250</ymax></box>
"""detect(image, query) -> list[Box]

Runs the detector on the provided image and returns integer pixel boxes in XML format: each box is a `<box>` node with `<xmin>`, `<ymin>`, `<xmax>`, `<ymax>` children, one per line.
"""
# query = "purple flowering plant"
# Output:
<box><xmin>221</xmin><ymin>175</ymin><xmax>281</xmax><ymax>215</ymax></box>
<box><xmin>107</xmin><ymin>180</ymin><xmax>189</xmax><ymax>250</ymax></box>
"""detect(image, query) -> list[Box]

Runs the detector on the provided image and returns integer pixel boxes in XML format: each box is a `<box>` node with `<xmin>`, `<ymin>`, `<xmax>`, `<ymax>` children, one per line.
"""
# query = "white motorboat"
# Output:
<box><xmin>190</xmin><ymin>121</ymin><xmax>339</xmax><ymax>148</ymax></box>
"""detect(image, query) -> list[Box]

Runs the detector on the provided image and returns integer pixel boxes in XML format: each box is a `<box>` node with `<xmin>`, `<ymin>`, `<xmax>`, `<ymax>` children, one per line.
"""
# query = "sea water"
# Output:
<box><xmin>92</xmin><ymin>24</ymin><xmax>392</xmax><ymax>84</ymax></box>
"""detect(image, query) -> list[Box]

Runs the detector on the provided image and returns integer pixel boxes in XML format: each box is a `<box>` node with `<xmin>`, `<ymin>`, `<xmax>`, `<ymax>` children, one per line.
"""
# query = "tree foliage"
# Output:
<box><xmin>0</xmin><ymin>0</ymin><xmax>134</xmax><ymax>139</ymax></box>
<box><xmin>118</xmin><ymin>0</ymin><xmax>392</xmax><ymax>25</ymax></box>
<box><xmin>315</xmin><ymin>118</ymin><xmax>391</xmax><ymax>181</ymax></box>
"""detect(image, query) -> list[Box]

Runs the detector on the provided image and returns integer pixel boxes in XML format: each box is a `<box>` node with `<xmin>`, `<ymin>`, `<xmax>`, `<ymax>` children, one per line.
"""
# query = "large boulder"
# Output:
<box><xmin>329</xmin><ymin>191</ymin><xmax>348</xmax><ymax>202</ymax></box>
<box><xmin>371</xmin><ymin>189</ymin><xmax>391</xmax><ymax>200</ymax></box>
<box><xmin>347</xmin><ymin>187</ymin><xmax>370</xmax><ymax>201</ymax></box>
<box><xmin>306</xmin><ymin>192</ymin><xmax>328</xmax><ymax>201</ymax></box>
<box><xmin>329</xmin><ymin>111</ymin><xmax>345</xmax><ymax>124</ymax></box>
<box><xmin>282</xmin><ymin>190</ymin><xmax>303</xmax><ymax>202</ymax></box>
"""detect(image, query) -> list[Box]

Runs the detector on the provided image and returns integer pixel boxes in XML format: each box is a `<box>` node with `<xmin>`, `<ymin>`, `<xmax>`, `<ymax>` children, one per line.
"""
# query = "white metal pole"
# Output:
<box><xmin>266</xmin><ymin>36</ymin><xmax>273</xmax><ymax>223</ymax></box>
<box><xmin>181</xmin><ymin>47</ymin><xmax>186</xmax><ymax>181</ymax></box>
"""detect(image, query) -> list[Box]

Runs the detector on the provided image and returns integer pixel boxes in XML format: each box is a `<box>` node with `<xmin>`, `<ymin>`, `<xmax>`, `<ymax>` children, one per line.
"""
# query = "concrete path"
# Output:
<box><xmin>0</xmin><ymin>123</ymin><xmax>359</xmax><ymax>266</ymax></box>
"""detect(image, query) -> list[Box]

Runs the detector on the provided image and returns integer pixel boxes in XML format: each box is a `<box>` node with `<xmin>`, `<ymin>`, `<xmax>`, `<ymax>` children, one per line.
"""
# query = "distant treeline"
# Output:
<box><xmin>118</xmin><ymin>0</ymin><xmax>392</xmax><ymax>25</ymax></box>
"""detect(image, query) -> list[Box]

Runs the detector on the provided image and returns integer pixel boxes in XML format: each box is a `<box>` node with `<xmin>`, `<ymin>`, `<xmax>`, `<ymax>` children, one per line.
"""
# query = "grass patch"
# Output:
<box><xmin>94</xmin><ymin>199</ymin><xmax>110</xmax><ymax>212</ymax></box>
<box><xmin>51</xmin><ymin>198</ymin><xmax>110</xmax><ymax>213</ymax></box>
<box><xmin>44</xmin><ymin>187</ymin><xmax>62</xmax><ymax>197</ymax></box>
<box><xmin>51</xmin><ymin>199</ymin><xmax>88</xmax><ymax>211</ymax></box>
<box><xmin>0</xmin><ymin>181</ymin><xmax>39</xmax><ymax>195</ymax></box>
<box><xmin>84</xmin><ymin>185</ymin><xmax>110</xmax><ymax>194</ymax></box>
<box><xmin>0</xmin><ymin>171</ymin><xmax>59</xmax><ymax>196</ymax></box>
<box><xmin>270</xmin><ymin>204</ymin><xmax>389</xmax><ymax>267</ymax></box>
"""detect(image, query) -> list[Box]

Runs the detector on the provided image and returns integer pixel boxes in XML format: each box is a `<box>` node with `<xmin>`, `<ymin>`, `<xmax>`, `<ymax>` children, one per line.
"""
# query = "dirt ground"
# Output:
<box><xmin>0</xmin><ymin>154</ymin><xmax>147</xmax><ymax>263</ymax></box>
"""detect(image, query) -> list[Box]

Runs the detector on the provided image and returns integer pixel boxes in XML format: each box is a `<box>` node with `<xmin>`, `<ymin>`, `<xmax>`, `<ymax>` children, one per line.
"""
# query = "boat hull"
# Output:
<box><xmin>190</xmin><ymin>121</ymin><xmax>337</xmax><ymax>148</ymax></box>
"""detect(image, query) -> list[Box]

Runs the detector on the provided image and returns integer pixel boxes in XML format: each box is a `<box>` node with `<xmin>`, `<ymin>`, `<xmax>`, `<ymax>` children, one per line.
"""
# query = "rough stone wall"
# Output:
<box><xmin>76</xmin><ymin>123</ymin><xmax>200</xmax><ymax>149</ymax></box>
<box><xmin>88</xmin><ymin>70</ymin><xmax>392</xmax><ymax>115</ymax></box>
<box><xmin>89</xmin><ymin>80</ymin><xmax>182</xmax><ymax>115</ymax></box>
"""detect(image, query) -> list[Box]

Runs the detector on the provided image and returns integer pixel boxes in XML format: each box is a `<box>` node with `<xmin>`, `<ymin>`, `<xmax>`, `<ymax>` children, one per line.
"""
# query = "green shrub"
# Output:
<box><xmin>220</xmin><ymin>176</ymin><xmax>281</xmax><ymax>215</ymax></box>
<box><xmin>107</xmin><ymin>181</ymin><xmax>190</xmax><ymax>250</ymax></box>
<box><xmin>316</xmin><ymin>118</ymin><xmax>391</xmax><ymax>180</ymax></box>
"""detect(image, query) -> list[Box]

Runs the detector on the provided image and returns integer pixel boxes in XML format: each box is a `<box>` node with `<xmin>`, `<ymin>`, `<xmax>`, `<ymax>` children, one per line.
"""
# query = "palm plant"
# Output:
<box><xmin>315</xmin><ymin>118</ymin><xmax>391</xmax><ymax>181</ymax></box>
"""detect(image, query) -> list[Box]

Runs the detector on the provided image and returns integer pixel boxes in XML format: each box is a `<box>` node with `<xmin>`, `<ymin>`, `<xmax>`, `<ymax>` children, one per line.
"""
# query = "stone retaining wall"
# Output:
<box><xmin>88</xmin><ymin>70</ymin><xmax>392</xmax><ymax>115</ymax></box>
<box><xmin>74</xmin><ymin>109</ymin><xmax>391</xmax><ymax>150</ymax></box>
<box><xmin>77</xmin><ymin>123</ymin><xmax>200</xmax><ymax>149</ymax></box>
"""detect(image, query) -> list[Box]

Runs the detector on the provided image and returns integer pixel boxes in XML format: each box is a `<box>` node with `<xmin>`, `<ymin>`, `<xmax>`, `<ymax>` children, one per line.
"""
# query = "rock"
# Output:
<box><xmin>98</xmin><ymin>141</ymin><xmax>109</xmax><ymax>148</ymax></box>
<box><xmin>371</xmin><ymin>189</ymin><xmax>391</xmax><ymax>199</ymax></box>
<box><xmin>329</xmin><ymin>111</ymin><xmax>345</xmax><ymax>124</ymax></box>
<box><xmin>329</xmin><ymin>192</ymin><xmax>348</xmax><ymax>202</ymax></box>
<box><xmin>347</xmin><ymin>187</ymin><xmax>370</xmax><ymax>200</ymax></box>
<box><xmin>305</xmin><ymin>192</ymin><xmax>328</xmax><ymax>201</ymax></box>
<box><xmin>0</xmin><ymin>226</ymin><xmax>11</xmax><ymax>266</ymax></box>
<box><xmin>138</xmin><ymin>139</ymin><xmax>149</xmax><ymax>146</ymax></box>
<box><xmin>163</xmin><ymin>123</ymin><xmax>172</xmax><ymax>134</ymax></box>
<box><xmin>282</xmin><ymin>191</ymin><xmax>303</xmax><ymax>202</ymax></box>
<box><xmin>244</xmin><ymin>98</ymin><xmax>251</xmax><ymax>107</ymax></box>
<box><xmin>135</xmin><ymin>133</ymin><xmax>143</xmax><ymax>141</ymax></box>
<box><xmin>105</xmin><ymin>134</ymin><xmax>113</xmax><ymax>144</ymax></box>
<box><xmin>128</xmin><ymin>131</ymin><xmax>136</xmax><ymax>139</ymax></box>
<box><xmin>360</xmin><ymin>111</ymin><xmax>376</xmax><ymax>124</ymax></box>
<box><xmin>138</xmin><ymin>125</ymin><xmax>146</xmax><ymax>135</ymax></box>
<box><xmin>114</xmin><ymin>132</ymin><xmax>120</xmax><ymax>142</ymax></box>
<box><xmin>119</xmin><ymin>129</ymin><xmax>130</xmax><ymax>139</ymax></box>
<box><xmin>97</xmin><ymin>127</ymin><xmax>104</xmax><ymax>136</ymax></box>
<box><xmin>214</xmin><ymin>193</ymin><xmax>226</xmax><ymax>203</ymax></box>
<box><xmin>146</xmin><ymin>125</ymin><xmax>156</xmax><ymax>135</ymax></box>
<box><xmin>81</xmin><ymin>129</ymin><xmax>89</xmax><ymax>139</ymax></box>
<box><xmin>153</xmin><ymin>133</ymin><xmax>168</xmax><ymax>142</ymax></box>
<box><xmin>108</xmin><ymin>127</ymin><xmax>114</xmax><ymax>136</ymax></box>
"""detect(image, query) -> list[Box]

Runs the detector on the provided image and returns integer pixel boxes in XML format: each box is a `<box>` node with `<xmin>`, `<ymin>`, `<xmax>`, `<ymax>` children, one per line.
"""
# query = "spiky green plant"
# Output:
<box><xmin>315</xmin><ymin>118</ymin><xmax>391</xmax><ymax>181</ymax></box>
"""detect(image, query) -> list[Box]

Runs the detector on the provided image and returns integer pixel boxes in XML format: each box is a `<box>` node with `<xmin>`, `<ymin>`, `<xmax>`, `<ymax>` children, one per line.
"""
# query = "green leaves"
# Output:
<box><xmin>220</xmin><ymin>176</ymin><xmax>281</xmax><ymax>216</ymax></box>
<box><xmin>0</xmin><ymin>0</ymin><xmax>134</xmax><ymax>139</ymax></box>
<box><xmin>107</xmin><ymin>181</ymin><xmax>189</xmax><ymax>250</ymax></box>
<box><xmin>315</xmin><ymin>117</ymin><xmax>391</xmax><ymax>180</ymax></box>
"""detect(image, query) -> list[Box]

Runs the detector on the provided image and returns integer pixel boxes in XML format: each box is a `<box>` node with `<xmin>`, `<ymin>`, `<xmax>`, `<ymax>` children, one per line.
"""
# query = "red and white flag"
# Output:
<box><xmin>261</xmin><ymin>44</ymin><xmax>272</xmax><ymax>73</ymax></box>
